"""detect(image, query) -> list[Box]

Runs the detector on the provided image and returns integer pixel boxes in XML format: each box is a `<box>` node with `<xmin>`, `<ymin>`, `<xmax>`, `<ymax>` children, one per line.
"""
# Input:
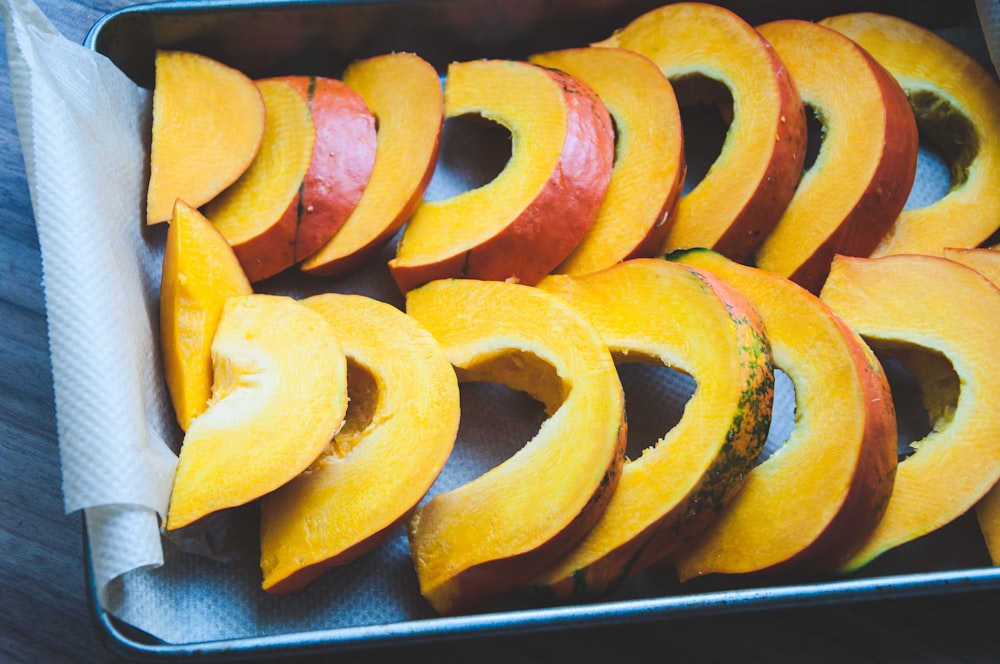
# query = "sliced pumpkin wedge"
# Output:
<box><xmin>165</xmin><ymin>294</ymin><xmax>348</xmax><ymax>531</ymax></box>
<box><xmin>259</xmin><ymin>293</ymin><xmax>460</xmax><ymax>594</ymax></box>
<box><xmin>160</xmin><ymin>199</ymin><xmax>252</xmax><ymax>431</ymax></box>
<box><xmin>669</xmin><ymin>249</ymin><xmax>897</xmax><ymax>580</ymax></box>
<box><xmin>529</xmin><ymin>258</ymin><xmax>774</xmax><ymax>598</ymax></box>
<box><xmin>940</xmin><ymin>248</ymin><xmax>1000</xmax><ymax>564</ymax></box>
<box><xmin>528</xmin><ymin>46</ymin><xmax>685</xmax><ymax>275</ymax></box>
<box><xmin>146</xmin><ymin>50</ymin><xmax>265</xmax><ymax>225</ymax></box>
<box><xmin>203</xmin><ymin>79</ymin><xmax>316</xmax><ymax>282</ymax></box>
<box><xmin>819</xmin><ymin>254</ymin><xmax>1000</xmax><ymax>571</ymax></box>
<box><xmin>405</xmin><ymin>278</ymin><xmax>626</xmax><ymax>615</ymax></box>
<box><xmin>300</xmin><ymin>53</ymin><xmax>443</xmax><ymax>277</ymax></box>
<box><xmin>820</xmin><ymin>13</ymin><xmax>1000</xmax><ymax>256</ymax></box>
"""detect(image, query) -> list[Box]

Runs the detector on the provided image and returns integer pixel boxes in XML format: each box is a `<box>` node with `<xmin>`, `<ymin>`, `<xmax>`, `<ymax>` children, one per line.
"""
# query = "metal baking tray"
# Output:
<box><xmin>83</xmin><ymin>0</ymin><xmax>1000</xmax><ymax>660</ymax></box>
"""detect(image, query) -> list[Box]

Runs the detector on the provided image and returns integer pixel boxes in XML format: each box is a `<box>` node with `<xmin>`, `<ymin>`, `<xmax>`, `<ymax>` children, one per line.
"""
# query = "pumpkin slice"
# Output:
<box><xmin>820</xmin><ymin>13</ymin><xmax>1000</xmax><ymax>256</ymax></box>
<box><xmin>596</xmin><ymin>2</ymin><xmax>806</xmax><ymax>262</ymax></box>
<box><xmin>669</xmin><ymin>249</ymin><xmax>897</xmax><ymax>580</ymax></box>
<box><xmin>259</xmin><ymin>293</ymin><xmax>460</xmax><ymax>594</ymax></box>
<box><xmin>165</xmin><ymin>294</ymin><xmax>348</xmax><ymax>531</ymax></box>
<box><xmin>405</xmin><ymin>278</ymin><xmax>626</xmax><ymax>615</ymax></box>
<box><xmin>528</xmin><ymin>47</ymin><xmax>685</xmax><ymax>275</ymax></box>
<box><xmin>528</xmin><ymin>258</ymin><xmax>773</xmax><ymax>598</ymax></box>
<box><xmin>940</xmin><ymin>248</ymin><xmax>1000</xmax><ymax>563</ymax></box>
<box><xmin>269</xmin><ymin>75</ymin><xmax>377</xmax><ymax>263</ymax></box>
<box><xmin>300</xmin><ymin>53</ymin><xmax>443</xmax><ymax>277</ymax></box>
<box><xmin>388</xmin><ymin>59</ymin><xmax>615</xmax><ymax>292</ymax></box>
<box><xmin>146</xmin><ymin>50</ymin><xmax>266</xmax><ymax>225</ymax></box>
<box><xmin>819</xmin><ymin>254</ymin><xmax>1000</xmax><ymax>571</ymax></box>
<box><xmin>203</xmin><ymin>79</ymin><xmax>316</xmax><ymax>282</ymax></box>
<box><xmin>752</xmin><ymin>19</ymin><xmax>918</xmax><ymax>293</ymax></box>
<box><xmin>160</xmin><ymin>199</ymin><xmax>252</xmax><ymax>431</ymax></box>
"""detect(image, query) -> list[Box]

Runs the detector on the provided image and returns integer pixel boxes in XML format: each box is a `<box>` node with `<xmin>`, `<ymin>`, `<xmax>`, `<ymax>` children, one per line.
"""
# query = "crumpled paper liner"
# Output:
<box><xmin>1</xmin><ymin>0</ymin><xmax>178</xmax><ymax>604</ymax></box>
<box><xmin>2</xmin><ymin>0</ymin><xmax>1000</xmax><ymax>646</ymax></box>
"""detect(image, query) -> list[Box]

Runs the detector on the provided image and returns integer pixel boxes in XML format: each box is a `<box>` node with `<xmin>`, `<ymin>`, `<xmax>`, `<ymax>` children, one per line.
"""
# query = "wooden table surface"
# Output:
<box><xmin>3</xmin><ymin>0</ymin><xmax>1000</xmax><ymax>662</ymax></box>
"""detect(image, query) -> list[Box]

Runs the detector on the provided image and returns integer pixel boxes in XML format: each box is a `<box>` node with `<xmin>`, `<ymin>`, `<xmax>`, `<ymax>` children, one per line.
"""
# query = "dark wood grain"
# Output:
<box><xmin>3</xmin><ymin>1</ymin><xmax>1000</xmax><ymax>662</ymax></box>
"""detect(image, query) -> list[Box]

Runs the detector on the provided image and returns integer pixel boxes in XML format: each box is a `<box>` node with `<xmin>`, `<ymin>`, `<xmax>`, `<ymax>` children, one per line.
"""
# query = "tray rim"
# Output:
<box><xmin>81</xmin><ymin>0</ymin><xmax>1000</xmax><ymax>660</ymax></box>
<box><xmin>86</xmin><ymin>523</ymin><xmax>1000</xmax><ymax>662</ymax></box>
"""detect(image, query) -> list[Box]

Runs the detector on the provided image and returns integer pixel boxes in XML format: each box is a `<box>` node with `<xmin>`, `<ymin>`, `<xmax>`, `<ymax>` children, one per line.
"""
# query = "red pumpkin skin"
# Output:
<box><xmin>283</xmin><ymin>75</ymin><xmax>377</xmax><ymax>262</ymax></box>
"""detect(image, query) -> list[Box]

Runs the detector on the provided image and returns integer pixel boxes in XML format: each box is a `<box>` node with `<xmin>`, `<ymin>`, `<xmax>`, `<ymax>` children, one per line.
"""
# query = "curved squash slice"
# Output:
<box><xmin>819</xmin><ymin>254</ymin><xmax>1000</xmax><ymax>571</ymax></box>
<box><xmin>940</xmin><ymin>248</ymin><xmax>1000</xmax><ymax>563</ymax></box>
<box><xmin>529</xmin><ymin>258</ymin><xmax>774</xmax><ymax>598</ymax></box>
<box><xmin>300</xmin><ymin>53</ymin><xmax>443</xmax><ymax>277</ymax></box>
<box><xmin>204</xmin><ymin>79</ymin><xmax>316</xmax><ymax>282</ymax></box>
<box><xmin>165</xmin><ymin>294</ymin><xmax>348</xmax><ymax>531</ymax></box>
<box><xmin>528</xmin><ymin>47</ymin><xmax>685</xmax><ymax>275</ymax></box>
<box><xmin>389</xmin><ymin>59</ymin><xmax>614</xmax><ymax>292</ymax></box>
<box><xmin>752</xmin><ymin>19</ymin><xmax>918</xmax><ymax>293</ymax></box>
<box><xmin>820</xmin><ymin>13</ymin><xmax>1000</xmax><ymax>256</ymax></box>
<box><xmin>160</xmin><ymin>200</ymin><xmax>252</xmax><ymax>431</ymax></box>
<box><xmin>259</xmin><ymin>293</ymin><xmax>460</xmax><ymax>594</ymax></box>
<box><xmin>669</xmin><ymin>249</ymin><xmax>897</xmax><ymax>580</ymax></box>
<box><xmin>147</xmin><ymin>50</ymin><xmax>265</xmax><ymax>225</ymax></box>
<box><xmin>405</xmin><ymin>278</ymin><xmax>626</xmax><ymax>615</ymax></box>
<box><xmin>596</xmin><ymin>2</ymin><xmax>806</xmax><ymax>262</ymax></box>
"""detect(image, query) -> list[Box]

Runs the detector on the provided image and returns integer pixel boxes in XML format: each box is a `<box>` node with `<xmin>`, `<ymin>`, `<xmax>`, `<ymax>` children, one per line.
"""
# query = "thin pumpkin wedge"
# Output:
<box><xmin>259</xmin><ymin>293</ymin><xmax>460</xmax><ymax>594</ymax></box>
<box><xmin>669</xmin><ymin>249</ymin><xmax>897</xmax><ymax>579</ymax></box>
<box><xmin>939</xmin><ymin>248</ymin><xmax>1000</xmax><ymax>564</ymax></box>
<box><xmin>595</xmin><ymin>2</ymin><xmax>806</xmax><ymax>262</ymax></box>
<box><xmin>820</xmin><ymin>13</ymin><xmax>1000</xmax><ymax>256</ymax></box>
<box><xmin>159</xmin><ymin>199</ymin><xmax>252</xmax><ymax>431</ymax></box>
<box><xmin>405</xmin><ymin>278</ymin><xmax>626</xmax><ymax>615</ymax></box>
<box><xmin>819</xmin><ymin>254</ymin><xmax>1000</xmax><ymax>571</ymax></box>
<box><xmin>529</xmin><ymin>258</ymin><xmax>774</xmax><ymax>598</ymax></box>
<box><xmin>165</xmin><ymin>294</ymin><xmax>348</xmax><ymax>531</ymax></box>
<box><xmin>146</xmin><ymin>50</ymin><xmax>265</xmax><ymax>225</ymax></box>
<box><xmin>528</xmin><ymin>46</ymin><xmax>685</xmax><ymax>275</ymax></box>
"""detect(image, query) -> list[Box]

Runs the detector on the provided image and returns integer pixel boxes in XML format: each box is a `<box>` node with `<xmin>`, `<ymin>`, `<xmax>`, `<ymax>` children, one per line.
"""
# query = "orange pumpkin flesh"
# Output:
<box><xmin>271</xmin><ymin>75</ymin><xmax>377</xmax><ymax>263</ymax></box>
<box><xmin>596</xmin><ymin>2</ymin><xmax>806</xmax><ymax>262</ymax></box>
<box><xmin>819</xmin><ymin>254</ymin><xmax>1000</xmax><ymax>571</ymax></box>
<box><xmin>259</xmin><ymin>294</ymin><xmax>460</xmax><ymax>594</ymax></box>
<box><xmin>752</xmin><ymin>19</ymin><xmax>918</xmax><ymax>293</ymax></box>
<box><xmin>203</xmin><ymin>79</ymin><xmax>316</xmax><ymax>282</ymax></box>
<box><xmin>388</xmin><ymin>59</ymin><xmax>614</xmax><ymax>292</ymax></box>
<box><xmin>940</xmin><ymin>248</ymin><xmax>1000</xmax><ymax>564</ymax></box>
<box><xmin>146</xmin><ymin>50</ymin><xmax>265</xmax><ymax>225</ymax></box>
<box><xmin>669</xmin><ymin>249</ymin><xmax>897</xmax><ymax>579</ymax></box>
<box><xmin>159</xmin><ymin>199</ymin><xmax>252</xmax><ymax>432</ymax></box>
<box><xmin>529</xmin><ymin>258</ymin><xmax>773</xmax><ymax>598</ymax></box>
<box><xmin>300</xmin><ymin>53</ymin><xmax>443</xmax><ymax>278</ymax></box>
<box><xmin>165</xmin><ymin>294</ymin><xmax>348</xmax><ymax>531</ymax></box>
<box><xmin>820</xmin><ymin>13</ymin><xmax>1000</xmax><ymax>256</ymax></box>
<box><xmin>405</xmin><ymin>278</ymin><xmax>626</xmax><ymax>615</ymax></box>
<box><xmin>528</xmin><ymin>47</ymin><xmax>685</xmax><ymax>275</ymax></box>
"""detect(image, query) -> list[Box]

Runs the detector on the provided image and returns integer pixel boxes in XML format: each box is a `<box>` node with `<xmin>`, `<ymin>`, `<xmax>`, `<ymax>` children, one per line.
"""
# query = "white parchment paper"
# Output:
<box><xmin>2</xmin><ymin>0</ymin><xmax>999</xmax><ymax>647</ymax></box>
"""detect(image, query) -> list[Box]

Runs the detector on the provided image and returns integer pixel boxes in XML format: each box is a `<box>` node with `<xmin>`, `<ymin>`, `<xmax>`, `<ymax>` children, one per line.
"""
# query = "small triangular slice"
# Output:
<box><xmin>147</xmin><ymin>50</ymin><xmax>265</xmax><ymax>225</ymax></box>
<box><xmin>165</xmin><ymin>294</ymin><xmax>348</xmax><ymax>531</ymax></box>
<box><xmin>160</xmin><ymin>199</ymin><xmax>252</xmax><ymax>431</ymax></box>
<box><xmin>819</xmin><ymin>254</ymin><xmax>1000</xmax><ymax>571</ymax></box>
